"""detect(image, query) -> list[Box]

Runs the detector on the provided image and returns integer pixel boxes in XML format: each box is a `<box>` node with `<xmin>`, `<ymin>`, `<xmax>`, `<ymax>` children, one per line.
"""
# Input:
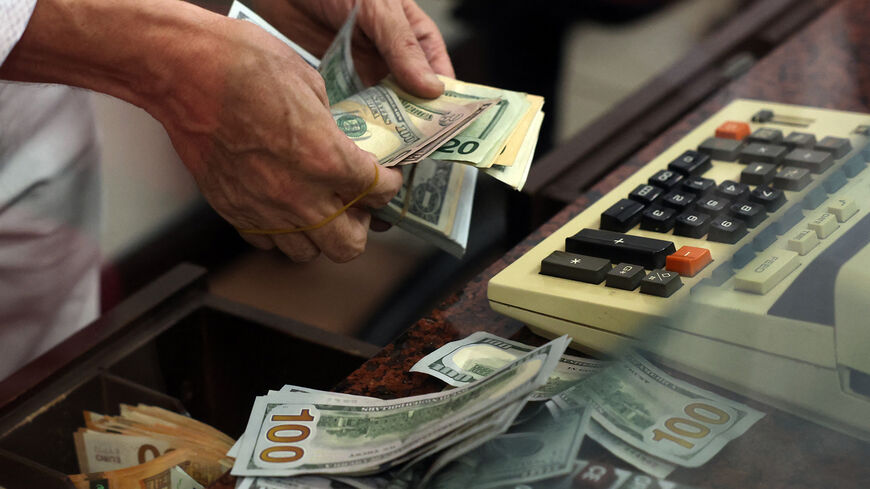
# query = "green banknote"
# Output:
<box><xmin>554</xmin><ymin>352</ymin><xmax>764</xmax><ymax>468</ymax></box>
<box><xmin>227</xmin><ymin>2</ymin><xmax>319</xmax><ymax>68</ymax></box>
<box><xmin>428</xmin><ymin>404</ymin><xmax>589</xmax><ymax>489</ymax></box>
<box><xmin>371</xmin><ymin>157</ymin><xmax>476</xmax><ymax>258</ymax></box>
<box><xmin>231</xmin><ymin>336</ymin><xmax>570</xmax><ymax>477</ymax></box>
<box><xmin>410</xmin><ymin>331</ymin><xmax>606</xmax><ymax>400</ymax></box>
<box><xmin>330</xmin><ymin>85</ymin><xmax>495</xmax><ymax>167</ymax></box>
<box><xmin>318</xmin><ymin>2</ymin><xmax>365</xmax><ymax>104</ymax></box>
<box><xmin>586</xmin><ymin>418</ymin><xmax>676</xmax><ymax>479</ymax></box>
<box><xmin>431</xmin><ymin>78</ymin><xmax>530</xmax><ymax>167</ymax></box>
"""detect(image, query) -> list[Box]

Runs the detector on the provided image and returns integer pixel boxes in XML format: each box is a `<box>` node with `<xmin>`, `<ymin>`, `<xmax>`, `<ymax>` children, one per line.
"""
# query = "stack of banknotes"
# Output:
<box><xmin>64</xmin><ymin>333</ymin><xmax>763</xmax><ymax>488</ymax></box>
<box><xmin>68</xmin><ymin>404</ymin><xmax>235</xmax><ymax>488</ymax></box>
<box><xmin>228</xmin><ymin>332</ymin><xmax>763</xmax><ymax>488</ymax></box>
<box><xmin>228</xmin><ymin>2</ymin><xmax>545</xmax><ymax>257</ymax></box>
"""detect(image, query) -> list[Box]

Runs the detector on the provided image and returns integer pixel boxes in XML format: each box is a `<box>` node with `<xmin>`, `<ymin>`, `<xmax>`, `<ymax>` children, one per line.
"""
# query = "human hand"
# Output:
<box><xmin>153</xmin><ymin>18</ymin><xmax>403</xmax><ymax>262</ymax></box>
<box><xmin>0</xmin><ymin>0</ymin><xmax>408</xmax><ymax>262</ymax></box>
<box><xmin>250</xmin><ymin>0</ymin><xmax>455</xmax><ymax>98</ymax></box>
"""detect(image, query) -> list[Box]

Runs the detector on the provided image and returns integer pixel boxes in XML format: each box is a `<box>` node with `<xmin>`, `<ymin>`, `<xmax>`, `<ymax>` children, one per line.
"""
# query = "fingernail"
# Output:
<box><xmin>424</xmin><ymin>72</ymin><xmax>444</xmax><ymax>92</ymax></box>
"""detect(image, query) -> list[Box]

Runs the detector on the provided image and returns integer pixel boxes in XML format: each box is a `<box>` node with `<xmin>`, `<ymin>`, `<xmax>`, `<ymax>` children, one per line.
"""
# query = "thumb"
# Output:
<box><xmin>358</xmin><ymin>0</ymin><xmax>444</xmax><ymax>98</ymax></box>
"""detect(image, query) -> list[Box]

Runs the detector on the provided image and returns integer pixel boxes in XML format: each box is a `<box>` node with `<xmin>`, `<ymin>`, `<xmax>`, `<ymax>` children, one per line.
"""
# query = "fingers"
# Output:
<box><xmin>326</xmin><ymin>137</ymin><xmax>404</xmax><ymax>210</ymax></box>
<box><xmin>355</xmin><ymin>160</ymin><xmax>404</xmax><ymax>210</ymax></box>
<box><xmin>358</xmin><ymin>0</ymin><xmax>444</xmax><ymax>98</ymax></box>
<box><xmin>402</xmin><ymin>0</ymin><xmax>455</xmax><ymax>78</ymax></box>
<box><xmin>272</xmin><ymin>232</ymin><xmax>322</xmax><ymax>262</ymax></box>
<box><xmin>305</xmin><ymin>206</ymin><xmax>372</xmax><ymax>262</ymax></box>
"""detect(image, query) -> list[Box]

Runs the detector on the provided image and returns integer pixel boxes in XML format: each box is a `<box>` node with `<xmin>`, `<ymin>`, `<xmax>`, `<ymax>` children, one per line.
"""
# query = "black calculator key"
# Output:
<box><xmin>668</xmin><ymin>150</ymin><xmax>712</xmax><ymax>176</ymax></box>
<box><xmin>566</xmin><ymin>228</ymin><xmax>676</xmax><ymax>270</ymax></box>
<box><xmin>746</xmin><ymin>128</ymin><xmax>783</xmax><ymax>145</ymax></box>
<box><xmin>641</xmin><ymin>206</ymin><xmax>676</xmax><ymax>232</ymax></box>
<box><xmin>741</xmin><ymin>162</ymin><xmax>777</xmax><ymax>186</ymax></box>
<box><xmin>698</xmin><ymin>137</ymin><xmax>743</xmax><ymax>161</ymax></box>
<box><xmin>606</xmin><ymin>263</ymin><xmax>645</xmax><ymax>291</ymax></box>
<box><xmin>628</xmin><ymin>184</ymin><xmax>663</xmax><ymax>205</ymax></box>
<box><xmin>783</xmin><ymin>132</ymin><xmax>816</xmax><ymax>149</ymax></box>
<box><xmin>815</xmin><ymin>136</ymin><xmax>852</xmax><ymax>158</ymax></box>
<box><xmin>783</xmin><ymin>148</ymin><xmax>833</xmax><ymax>174</ymax></box>
<box><xmin>540</xmin><ymin>251</ymin><xmax>611</xmax><ymax>284</ymax></box>
<box><xmin>707</xmin><ymin>216</ymin><xmax>747</xmax><ymax>243</ymax></box>
<box><xmin>696</xmin><ymin>196</ymin><xmax>730</xmax><ymax>216</ymax></box>
<box><xmin>600</xmin><ymin>199</ymin><xmax>644</xmax><ymax>232</ymax></box>
<box><xmin>681</xmin><ymin>176</ymin><xmax>716</xmax><ymax>195</ymax></box>
<box><xmin>640</xmin><ymin>270</ymin><xmax>683</xmax><ymax>297</ymax></box>
<box><xmin>749</xmin><ymin>185</ymin><xmax>786</xmax><ymax>211</ymax></box>
<box><xmin>773</xmin><ymin>166</ymin><xmax>812</xmax><ymax>191</ymax></box>
<box><xmin>661</xmin><ymin>191</ymin><xmax>695</xmax><ymax>211</ymax></box>
<box><xmin>648</xmin><ymin>170</ymin><xmax>683</xmax><ymax>190</ymax></box>
<box><xmin>730</xmin><ymin>201</ymin><xmax>767</xmax><ymax>228</ymax></box>
<box><xmin>674</xmin><ymin>211</ymin><xmax>711</xmax><ymax>238</ymax></box>
<box><xmin>716</xmin><ymin>180</ymin><xmax>749</xmax><ymax>201</ymax></box>
<box><xmin>739</xmin><ymin>142</ymin><xmax>788</xmax><ymax>165</ymax></box>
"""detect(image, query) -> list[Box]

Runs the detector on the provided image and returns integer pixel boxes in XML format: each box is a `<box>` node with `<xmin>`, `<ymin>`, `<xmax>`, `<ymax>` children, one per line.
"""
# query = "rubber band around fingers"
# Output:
<box><xmin>238</xmin><ymin>161</ymin><xmax>380</xmax><ymax>235</ymax></box>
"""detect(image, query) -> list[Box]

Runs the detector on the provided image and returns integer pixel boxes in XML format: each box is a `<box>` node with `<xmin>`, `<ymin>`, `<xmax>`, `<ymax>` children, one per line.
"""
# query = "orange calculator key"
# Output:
<box><xmin>666</xmin><ymin>246</ymin><xmax>713</xmax><ymax>277</ymax></box>
<box><xmin>715</xmin><ymin>121</ymin><xmax>751</xmax><ymax>140</ymax></box>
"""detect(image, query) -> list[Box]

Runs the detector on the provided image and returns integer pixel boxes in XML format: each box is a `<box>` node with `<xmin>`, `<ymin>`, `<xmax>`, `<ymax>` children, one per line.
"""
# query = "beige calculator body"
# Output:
<box><xmin>488</xmin><ymin>100</ymin><xmax>870</xmax><ymax>439</ymax></box>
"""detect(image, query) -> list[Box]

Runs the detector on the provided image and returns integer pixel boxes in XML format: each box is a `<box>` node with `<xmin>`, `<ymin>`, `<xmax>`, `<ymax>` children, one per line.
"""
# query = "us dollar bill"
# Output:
<box><xmin>586</xmin><ymin>419</ymin><xmax>676</xmax><ymax>479</ymax></box>
<box><xmin>372</xmin><ymin>157</ymin><xmax>476</xmax><ymax>258</ymax></box>
<box><xmin>427</xmin><ymin>404</ymin><xmax>589</xmax><ymax>489</ymax></box>
<box><xmin>554</xmin><ymin>351</ymin><xmax>764</xmax><ymax>468</ymax></box>
<box><xmin>330</xmin><ymin>85</ymin><xmax>495</xmax><ymax>167</ymax></box>
<box><xmin>318</xmin><ymin>2</ymin><xmax>365</xmax><ymax>104</ymax></box>
<box><xmin>227</xmin><ymin>1</ymin><xmax>319</xmax><ymax>68</ymax></box>
<box><xmin>231</xmin><ymin>336</ymin><xmax>570</xmax><ymax>477</ymax></box>
<box><xmin>431</xmin><ymin>78</ymin><xmax>530</xmax><ymax>168</ymax></box>
<box><xmin>228</xmin><ymin>387</ymin><xmax>379</xmax><ymax>459</ymax></box>
<box><xmin>404</xmin><ymin>399</ymin><xmax>527</xmax><ymax>487</ymax></box>
<box><xmin>410</xmin><ymin>331</ymin><xmax>606</xmax><ymax>400</ymax></box>
<box><xmin>482</xmin><ymin>109</ymin><xmax>543</xmax><ymax>190</ymax></box>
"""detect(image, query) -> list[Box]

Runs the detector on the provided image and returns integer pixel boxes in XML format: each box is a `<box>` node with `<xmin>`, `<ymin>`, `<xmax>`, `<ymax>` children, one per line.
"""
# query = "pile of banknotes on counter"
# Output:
<box><xmin>228</xmin><ymin>332</ymin><xmax>764</xmax><ymax>488</ymax></box>
<box><xmin>228</xmin><ymin>2</ymin><xmax>545</xmax><ymax>257</ymax></box>
<box><xmin>64</xmin><ymin>333</ymin><xmax>763</xmax><ymax>488</ymax></box>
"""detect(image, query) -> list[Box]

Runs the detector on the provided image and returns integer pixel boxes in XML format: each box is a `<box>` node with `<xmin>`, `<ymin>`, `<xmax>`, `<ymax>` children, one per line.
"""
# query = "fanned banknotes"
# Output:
<box><xmin>410</xmin><ymin>331</ymin><xmax>605</xmax><ymax>400</ymax></box>
<box><xmin>227</xmin><ymin>1</ymin><xmax>545</xmax><ymax>256</ymax></box>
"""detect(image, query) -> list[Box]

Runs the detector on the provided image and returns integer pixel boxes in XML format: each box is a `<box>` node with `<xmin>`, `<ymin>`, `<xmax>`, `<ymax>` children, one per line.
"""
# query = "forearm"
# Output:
<box><xmin>0</xmin><ymin>0</ymin><xmax>230</xmax><ymax>119</ymax></box>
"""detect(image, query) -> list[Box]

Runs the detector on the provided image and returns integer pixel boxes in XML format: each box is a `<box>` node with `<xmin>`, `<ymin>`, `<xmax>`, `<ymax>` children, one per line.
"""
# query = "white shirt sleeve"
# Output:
<box><xmin>1</xmin><ymin>0</ymin><xmax>37</xmax><ymax>65</ymax></box>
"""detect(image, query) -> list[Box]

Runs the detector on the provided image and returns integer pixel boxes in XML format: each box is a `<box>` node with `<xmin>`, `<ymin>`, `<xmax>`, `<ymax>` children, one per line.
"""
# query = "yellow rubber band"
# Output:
<box><xmin>238</xmin><ymin>161</ymin><xmax>379</xmax><ymax>235</ymax></box>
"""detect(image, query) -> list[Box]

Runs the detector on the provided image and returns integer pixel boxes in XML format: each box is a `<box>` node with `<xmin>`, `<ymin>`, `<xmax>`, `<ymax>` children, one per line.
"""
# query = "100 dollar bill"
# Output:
<box><xmin>554</xmin><ymin>352</ymin><xmax>764</xmax><ymax>468</ymax></box>
<box><xmin>231</xmin><ymin>336</ymin><xmax>570</xmax><ymax>477</ymax></box>
<box><xmin>410</xmin><ymin>331</ymin><xmax>605</xmax><ymax>400</ymax></box>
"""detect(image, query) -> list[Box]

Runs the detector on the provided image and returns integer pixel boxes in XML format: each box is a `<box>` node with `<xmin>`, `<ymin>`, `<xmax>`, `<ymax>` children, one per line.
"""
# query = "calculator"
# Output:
<box><xmin>487</xmin><ymin>100</ymin><xmax>870</xmax><ymax>439</ymax></box>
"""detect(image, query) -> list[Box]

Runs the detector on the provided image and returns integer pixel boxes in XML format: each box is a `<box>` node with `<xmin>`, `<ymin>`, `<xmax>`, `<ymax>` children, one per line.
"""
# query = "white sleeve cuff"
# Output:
<box><xmin>1</xmin><ymin>0</ymin><xmax>38</xmax><ymax>65</ymax></box>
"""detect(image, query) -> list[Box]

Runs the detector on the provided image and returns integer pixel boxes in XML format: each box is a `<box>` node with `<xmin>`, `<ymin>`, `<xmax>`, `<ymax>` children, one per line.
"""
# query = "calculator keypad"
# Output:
<box><xmin>542</xmin><ymin>107</ymin><xmax>869</xmax><ymax>302</ymax></box>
